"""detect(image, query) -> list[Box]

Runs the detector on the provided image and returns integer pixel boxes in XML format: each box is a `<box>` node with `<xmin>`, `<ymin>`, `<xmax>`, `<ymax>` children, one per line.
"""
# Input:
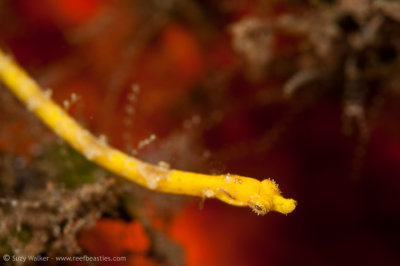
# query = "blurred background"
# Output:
<box><xmin>0</xmin><ymin>0</ymin><xmax>400</xmax><ymax>265</ymax></box>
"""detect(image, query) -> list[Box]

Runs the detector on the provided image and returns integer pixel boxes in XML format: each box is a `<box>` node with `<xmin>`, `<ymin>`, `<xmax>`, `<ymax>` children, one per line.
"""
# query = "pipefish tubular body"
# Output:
<box><xmin>0</xmin><ymin>49</ymin><xmax>296</xmax><ymax>215</ymax></box>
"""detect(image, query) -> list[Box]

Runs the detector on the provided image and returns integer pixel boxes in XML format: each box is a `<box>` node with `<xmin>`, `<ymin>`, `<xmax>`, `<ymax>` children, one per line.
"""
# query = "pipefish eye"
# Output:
<box><xmin>254</xmin><ymin>204</ymin><xmax>263</xmax><ymax>211</ymax></box>
<box><xmin>251</xmin><ymin>204</ymin><xmax>267</xmax><ymax>215</ymax></box>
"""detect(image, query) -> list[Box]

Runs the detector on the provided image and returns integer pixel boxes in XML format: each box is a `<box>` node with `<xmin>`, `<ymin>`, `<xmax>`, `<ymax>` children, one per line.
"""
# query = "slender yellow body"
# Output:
<box><xmin>0</xmin><ymin>49</ymin><xmax>296</xmax><ymax>215</ymax></box>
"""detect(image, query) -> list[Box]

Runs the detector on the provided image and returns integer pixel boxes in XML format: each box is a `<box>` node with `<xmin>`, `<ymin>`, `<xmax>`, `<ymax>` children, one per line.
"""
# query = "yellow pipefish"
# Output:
<box><xmin>0</xmin><ymin>49</ymin><xmax>296</xmax><ymax>215</ymax></box>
